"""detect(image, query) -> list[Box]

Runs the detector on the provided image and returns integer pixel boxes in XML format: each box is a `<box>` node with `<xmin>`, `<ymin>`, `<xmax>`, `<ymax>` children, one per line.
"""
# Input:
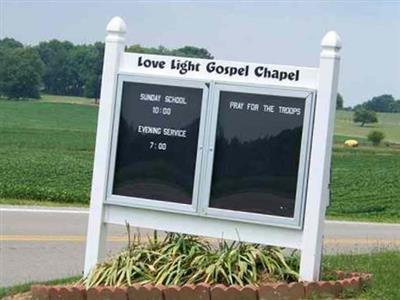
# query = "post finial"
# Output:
<box><xmin>321</xmin><ymin>31</ymin><xmax>341</xmax><ymax>58</ymax></box>
<box><xmin>321</xmin><ymin>31</ymin><xmax>341</xmax><ymax>49</ymax></box>
<box><xmin>106</xmin><ymin>16</ymin><xmax>127</xmax><ymax>34</ymax></box>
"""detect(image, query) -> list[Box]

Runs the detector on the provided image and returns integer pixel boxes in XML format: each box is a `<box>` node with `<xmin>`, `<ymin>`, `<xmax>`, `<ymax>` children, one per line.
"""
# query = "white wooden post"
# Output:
<box><xmin>299</xmin><ymin>31</ymin><xmax>342</xmax><ymax>281</ymax></box>
<box><xmin>84</xmin><ymin>16</ymin><xmax>126</xmax><ymax>276</ymax></box>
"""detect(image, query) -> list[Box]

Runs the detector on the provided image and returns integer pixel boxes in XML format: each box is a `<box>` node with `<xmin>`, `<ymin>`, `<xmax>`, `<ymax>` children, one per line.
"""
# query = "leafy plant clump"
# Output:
<box><xmin>83</xmin><ymin>231</ymin><xmax>298</xmax><ymax>287</ymax></box>
<box><xmin>367</xmin><ymin>130</ymin><xmax>385</xmax><ymax>146</ymax></box>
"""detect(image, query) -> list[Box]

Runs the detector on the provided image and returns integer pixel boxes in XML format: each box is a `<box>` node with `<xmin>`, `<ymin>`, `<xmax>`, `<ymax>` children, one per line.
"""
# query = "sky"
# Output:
<box><xmin>1</xmin><ymin>0</ymin><xmax>399</xmax><ymax>106</ymax></box>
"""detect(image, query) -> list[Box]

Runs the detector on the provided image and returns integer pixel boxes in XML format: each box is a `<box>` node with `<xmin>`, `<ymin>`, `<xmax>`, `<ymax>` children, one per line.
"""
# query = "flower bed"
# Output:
<box><xmin>31</xmin><ymin>271</ymin><xmax>372</xmax><ymax>300</ymax></box>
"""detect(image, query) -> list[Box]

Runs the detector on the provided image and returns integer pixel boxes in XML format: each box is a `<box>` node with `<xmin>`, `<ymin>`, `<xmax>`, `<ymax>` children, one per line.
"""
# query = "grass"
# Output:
<box><xmin>334</xmin><ymin>134</ymin><xmax>369</xmax><ymax>145</ymax></box>
<box><xmin>39</xmin><ymin>94</ymin><xmax>97</xmax><ymax>106</ymax></box>
<box><xmin>335</xmin><ymin>110</ymin><xmax>400</xmax><ymax>143</ymax></box>
<box><xmin>323</xmin><ymin>251</ymin><xmax>400</xmax><ymax>300</ymax></box>
<box><xmin>0</xmin><ymin>96</ymin><xmax>399</xmax><ymax>222</ymax></box>
<box><xmin>0</xmin><ymin>197</ymin><xmax>88</xmax><ymax>207</ymax></box>
<box><xmin>0</xmin><ymin>276</ymin><xmax>80</xmax><ymax>299</ymax></box>
<box><xmin>0</xmin><ymin>98</ymin><xmax>97</xmax><ymax>130</ymax></box>
<box><xmin>2</xmin><ymin>252</ymin><xmax>399</xmax><ymax>299</ymax></box>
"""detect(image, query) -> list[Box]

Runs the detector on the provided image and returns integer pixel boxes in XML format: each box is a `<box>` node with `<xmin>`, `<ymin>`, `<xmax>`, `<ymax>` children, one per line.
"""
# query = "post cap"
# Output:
<box><xmin>321</xmin><ymin>31</ymin><xmax>342</xmax><ymax>50</ymax></box>
<box><xmin>106</xmin><ymin>16</ymin><xmax>127</xmax><ymax>33</ymax></box>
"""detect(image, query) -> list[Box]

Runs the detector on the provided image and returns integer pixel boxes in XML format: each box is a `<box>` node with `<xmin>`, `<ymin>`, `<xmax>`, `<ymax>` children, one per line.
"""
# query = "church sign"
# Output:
<box><xmin>84</xmin><ymin>17</ymin><xmax>342</xmax><ymax>282</ymax></box>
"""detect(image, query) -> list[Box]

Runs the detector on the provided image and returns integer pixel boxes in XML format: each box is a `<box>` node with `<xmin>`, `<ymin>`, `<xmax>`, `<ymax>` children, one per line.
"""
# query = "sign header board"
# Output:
<box><xmin>120</xmin><ymin>53</ymin><xmax>319</xmax><ymax>89</ymax></box>
<box><xmin>84</xmin><ymin>16</ymin><xmax>342</xmax><ymax>282</ymax></box>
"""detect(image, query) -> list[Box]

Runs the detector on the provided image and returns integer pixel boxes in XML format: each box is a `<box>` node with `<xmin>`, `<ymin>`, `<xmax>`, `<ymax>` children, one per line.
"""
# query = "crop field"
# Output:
<box><xmin>329</xmin><ymin>147</ymin><xmax>400</xmax><ymax>221</ymax></box>
<box><xmin>331</xmin><ymin>111</ymin><xmax>400</xmax><ymax>221</ymax></box>
<box><xmin>0</xmin><ymin>99</ymin><xmax>97</xmax><ymax>203</ymax></box>
<box><xmin>0</xmin><ymin>97</ymin><xmax>399</xmax><ymax>222</ymax></box>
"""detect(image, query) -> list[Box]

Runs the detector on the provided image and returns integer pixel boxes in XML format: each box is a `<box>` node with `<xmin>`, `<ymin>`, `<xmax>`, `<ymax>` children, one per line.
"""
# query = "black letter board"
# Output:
<box><xmin>112</xmin><ymin>81</ymin><xmax>204</xmax><ymax>205</ymax></box>
<box><xmin>209</xmin><ymin>90</ymin><xmax>306</xmax><ymax>218</ymax></box>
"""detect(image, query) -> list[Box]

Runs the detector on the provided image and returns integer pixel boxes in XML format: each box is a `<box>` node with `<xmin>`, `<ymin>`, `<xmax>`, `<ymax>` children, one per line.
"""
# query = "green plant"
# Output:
<box><xmin>83</xmin><ymin>231</ymin><xmax>298</xmax><ymax>287</ymax></box>
<box><xmin>367</xmin><ymin>130</ymin><xmax>385</xmax><ymax>146</ymax></box>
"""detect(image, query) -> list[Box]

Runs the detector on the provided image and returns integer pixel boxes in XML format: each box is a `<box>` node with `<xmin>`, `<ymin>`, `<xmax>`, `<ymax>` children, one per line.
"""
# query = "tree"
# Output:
<box><xmin>126</xmin><ymin>44</ymin><xmax>213</xmax><ymax>59</ymax></box>
<box><xmin>362</xmin><ymin>94</ymin><xmax>396</xmax><ymax>112</ymax></box>
<box><xmin>36</xmin><ymin>40</ymin><xmax>75</xmax><ymax>95</ymax></box>
<box><xmin>336</xmin><ymin>93</ymin><xmax>343</xmax><ymax>110</ymax></box>
<box><xmin>35</xmin><ymin>40</ymin><xmax>105</xmax><ymax>100</ymax></box>
<box><xmin>82</xmin><ymin>42</ymin><xmax>105</xmax><ymax>101</ymax></box>
<box><xmin>367</xmin><ymin>131</ymin><xmax>385</xmax><ymax>146</ymax></box>
<box><xmin>171</xmin><ymin>46</ymin><xmax>213</xmax><ymax>59</ymax></box>
<box><xmin>126</xmin><ymin>44</ymin><xmax>172</xmax><ymax>55</ymax></box>
<box><xmin>352</xmin><ymin>103</ymin><xmax>362</xmax><ymax>111</ymax></box>
<box><xmin>0</xmin><ymin>38</ymin><xmax>23</xmax><ymax>50</ymax></box>
<box><xmin>0</xmin><ymin>47</ymin><xmax>43</xmax><ymax>99</ymax></box>
<box><xmin>353</xmin><ymin>109</ymin><xmax>378</xmax><ymax>127</ymax></box>
<box><xmin>389</xmin><ymin>100</ymin><xmax>400</xmax><ymax>113</ymax></box>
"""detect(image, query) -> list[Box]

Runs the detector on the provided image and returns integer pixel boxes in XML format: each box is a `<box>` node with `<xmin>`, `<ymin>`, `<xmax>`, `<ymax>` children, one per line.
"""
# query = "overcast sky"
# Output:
<box><xmin>1</xmin><ymin>0</ymin><xmax>399</xmax><ymax>106</ymax></box>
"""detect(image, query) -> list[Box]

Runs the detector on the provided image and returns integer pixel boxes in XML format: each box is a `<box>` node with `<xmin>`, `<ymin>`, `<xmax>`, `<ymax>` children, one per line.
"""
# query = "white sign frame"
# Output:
<box><xmin>107</xmin><ymin>75</ymin><xmax>315</xmax><ymax>229</ymax></box>
<box><xmin>84</xmin><ymin>16</ymin><xmax>341</xmax><ymax>282</ymax></box>
<box><xmin>200</xmin><ymin>84</ymin><xmax>315</xmax><ymax>229</ymax></box>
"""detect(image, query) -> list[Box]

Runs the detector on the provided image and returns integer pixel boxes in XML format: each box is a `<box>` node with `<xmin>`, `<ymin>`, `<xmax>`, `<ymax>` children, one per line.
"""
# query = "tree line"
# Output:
<box><xmin>350</xmin><ymin>95</ymin><xmax>400</xmax><ymax>128</ymax></box>
<box><xmin>0</xmin><ymin>37</ymin><xmax>398</xmax><ymax>114</ymax></box>
<box><xmin>353</xmin><ymin>94</ymin><xmax>400</xmax><ymax>113</ymax></box>
<box><xmin>0</xmin><ymin>38</ymin><xmax>213</xmax><ymax>100</ymax></box>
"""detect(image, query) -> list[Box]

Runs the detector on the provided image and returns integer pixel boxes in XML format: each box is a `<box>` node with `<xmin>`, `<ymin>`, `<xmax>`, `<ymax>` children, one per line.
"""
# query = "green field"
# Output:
<box><xmin>0</xmin><ymin>98</ymin><xmax>97</xmax><ymax>203</ymax></box>
<box><xmin>39</xmin><ymin>93</ymin><xmax>97</xmax><ymax>106</ymax></box>
<box><xmin>330</xmin><ymin>110</ymin><xmax>400</xmax><ymax>222</ymax></box>
<box><xmin>335</xmin><ymin>110</ymin><xmax>400</xmax><ymax>143</ymax></box>
<box><xmin>329</xmin><ymin>147</ymin><xmax>400</xmax><ymax>222</ymax></box>
<box><xmin>0</xmin><ymin>97</ymin><xmax>399</xmax><ymax>222</ymax></box>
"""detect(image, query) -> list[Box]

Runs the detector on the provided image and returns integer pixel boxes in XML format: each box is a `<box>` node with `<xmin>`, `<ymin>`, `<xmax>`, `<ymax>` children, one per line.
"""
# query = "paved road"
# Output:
<box><xmin>1</xmin><ymin>206</ymin><xmax>399</xmax><ymax>287</ymax></box>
